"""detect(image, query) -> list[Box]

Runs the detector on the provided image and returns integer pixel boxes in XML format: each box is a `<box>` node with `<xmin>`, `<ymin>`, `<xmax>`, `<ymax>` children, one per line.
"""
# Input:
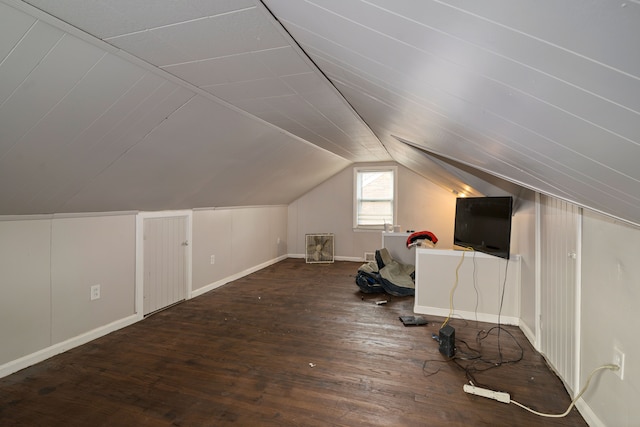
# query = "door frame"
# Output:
<box><xmin>135</xmin><ymin>210</ymin><xmax>193</xmax><ymax>317</ymax></box>
<box><xmin>536</xmin><ymin>195</ymin><xmax>582</xmax><ymax>395</ymax></box>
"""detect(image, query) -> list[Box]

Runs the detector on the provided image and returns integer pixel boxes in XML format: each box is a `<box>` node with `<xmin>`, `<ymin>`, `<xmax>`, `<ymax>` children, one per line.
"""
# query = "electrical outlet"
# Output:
<box><xmin>613</xmin><ymin>346</ymin><xmax>625</xmax><ymax>380</ymax></box>
<box><xmin>90</xmin><ymin>284</ymin><xmax>100</xmax><ymax>301</ymax></box>
<box><xmin>210</xmin><ymin>255</ymin><xmax>215</xmax><ymax>265</ymax></box>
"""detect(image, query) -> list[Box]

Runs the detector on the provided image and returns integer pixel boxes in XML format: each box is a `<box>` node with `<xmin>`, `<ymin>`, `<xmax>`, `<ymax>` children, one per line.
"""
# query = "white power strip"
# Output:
<box><xmin>463</xmin><ymin>384</ymin><xmax>511</xmax><ymax>404</ymax></box>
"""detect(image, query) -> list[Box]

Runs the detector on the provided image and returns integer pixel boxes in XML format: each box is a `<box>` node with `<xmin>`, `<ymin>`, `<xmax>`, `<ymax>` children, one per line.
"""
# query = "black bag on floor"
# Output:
<box><xmin>355</xmin><ymin>248</ymin><xmax>415</xmax><ymax>296</ymax></box>
<box><xmin>355</xmin><ymin>269</ymin><xmax>385</xmax><ymax>293</ymax></box>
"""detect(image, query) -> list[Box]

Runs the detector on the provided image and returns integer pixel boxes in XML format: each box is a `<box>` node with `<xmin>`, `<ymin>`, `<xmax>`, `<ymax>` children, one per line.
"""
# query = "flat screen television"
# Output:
<box><xmin>453</xmin><ymin>196</ymin><xmax>513</xmax><ymax>259</ymax></box>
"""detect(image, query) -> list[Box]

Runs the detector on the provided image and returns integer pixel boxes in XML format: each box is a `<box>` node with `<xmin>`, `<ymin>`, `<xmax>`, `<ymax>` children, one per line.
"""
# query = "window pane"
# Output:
<box><xmin>355</xmin><ymin>169</ymin><xmax>394</xmax><ymax>226</ymax></box>
<box><xmin>358</xmin><ymin>200</ymin><xmax>393</xmax><ymax>225</ymax></box>
<box><xmin>361</xmin><ymin>172</ymin><xmax>393</xmax><ymax>200</ymax></box>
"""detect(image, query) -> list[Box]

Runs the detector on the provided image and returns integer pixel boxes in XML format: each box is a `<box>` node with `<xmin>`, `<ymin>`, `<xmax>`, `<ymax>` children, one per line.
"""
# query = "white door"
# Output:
<box><xmin>143</xmin><ymin>216</ymin><xmax>188</xmax><ymax>315</ymax></box>
<box><xmin>539</xmin><ymin>195</ymin><xmax>581</xmax><ymax>393</ymax></box>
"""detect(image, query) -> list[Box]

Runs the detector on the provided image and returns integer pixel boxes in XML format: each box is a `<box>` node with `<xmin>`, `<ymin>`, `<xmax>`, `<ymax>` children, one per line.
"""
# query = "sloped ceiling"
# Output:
<box><xmin>0</xmin><ymin>0</ymin><xmax>375</xmax><ymax>214</ymax></box>
<box><xmin>262</xmin><ymin>0</ymin><xmax>640</xmax><ymax>226</ymax></box>
<box><xmin>1</xmin><ymin>0</ymin><xmax>639</xmax><ymax>226</ymax></box>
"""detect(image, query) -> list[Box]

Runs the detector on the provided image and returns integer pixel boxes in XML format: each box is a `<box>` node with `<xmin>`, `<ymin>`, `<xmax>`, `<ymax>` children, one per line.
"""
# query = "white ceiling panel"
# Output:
<box><xmin>340</xmin><ymin>60</ymin><xmax>640</xmax><ymax>210</ymax></box>
<box><xmin>107</xmin><ymin>7</ymin><xmax>286</xmax><ymax>66</ymax></box>
<box><xmin>262</xmin><ymin>120</ymin><xmax>357</xmax><ymax>160</ymax></box>
<box><xmin>362</xmin><ymin>0</ymin><xmax>640</xmax><ymax>112</ymax></box>
<box><xmin>307</xmin><ymin>2</ymin><xmax>640</xmax><ymax>144</ymax></box>
<box><xmin>262</xmin><ymin>0</ymin><xmax>640</xmax><ymax>225</ymax></box>
<box><xmin>0</xmin><ymin>0</ymin><xmax>374</xmax><ymax>215</ymax></box>
<box><xmin>188</xmin><ymin>0</ymin><xmax>255</xmax><ymax>17</ymax></box>
<box><xmin>0</xmin><ymin>54</ymin><xmax>145</xmax><ymax>204</ymax></box>
<box><xmin>23</xmin><ymin>0</ymin><xmax>124</xmax><ymax>39</ymax></box>
<box><xmin>0</xmin><ymin>2</ymin><xmax>36</xmax><ymax>56</ymax></box>
<box><xmin>281</xmin><ymin>72</ymin><xmax>328</xmax><ymax>95</ymax></box>
<box><xmin>203</xmin><ymin>77</ymin><xmax>294</xmax><ymax>102</ymax></box>
<box><xmin>81</xmin><ymin>0</ymin><xmax>388</xmax><ymax>163</ymax></box>
<box><xmin>337</xmin><ymin>75</ymin><xmax>640</xmax><ymax>202</ymax></box>
<box><xmin>102</xmin><ymin>0</ymin><xmax>222</xmax><ymax>35</ymax></box>
<box><xmin>24</xmin><ymin>0</ymin><xmax>255</xmax><ymax>39</ymax></box>
<box><xmin>437</xmin><ymin>0</ymin><xmax>640</xmax><ymax>74</ymax></box>
<box><xmin>82</xmin><ymin>83</ymin><xmax>195</xmax><ymax>165</ymax></box>
<box><xmin>59</xmin><ymin>95</ymin><xmax>349</xmax><ymax>212</ymax></box>
<box><xmin>28</xmin><ymin>73</ymin><xmax>169</xmax><ymax>207</ymax></box>
<box><xmin>0</xmin><ymin>33</ymin><xmax>104</xmax><ymax>157</ymax></box>
<box><xmin>0</xmin><ymin>21</ymin><xmax>64</xmax><ymax>106</ymax></box>
<box><xmin>253</xmin><ymin>46</ymin><xmax>313</xmax><ymax>76</ymax></box>
<box><xmin>103</xmin><ymin>30</ymin><xmax>193</xmax><ymax>66</ymax></box>
<box><xmin>3</xmin><ymin>0</ymin><xmax>640</xmax><ymax>226</ymax></box>
<box><xmin>162</xmin><ymin>52</ymin><xmax>273</xmax><ymax>87</ymax></box>
<box><xmin>263</xmin><ymin>94</ymin><xmax>328</xmax><ymax>124</ymax></box>
<box><xmin>29</xmin><ymin>84</ymin><xmax>196</xmax><ymax>214</ymax></box>
<box><xmin>383</xmin><ymin>137</ymin><xmax>483</xmax><ymax>198</ymax></box>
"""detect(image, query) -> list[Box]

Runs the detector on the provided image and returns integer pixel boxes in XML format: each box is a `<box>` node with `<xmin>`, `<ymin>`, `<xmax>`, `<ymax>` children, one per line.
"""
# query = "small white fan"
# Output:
<box><xmin>305</xmin><ymin>234</ymin><xmax>334</xmax><ymax>263</ymax></box>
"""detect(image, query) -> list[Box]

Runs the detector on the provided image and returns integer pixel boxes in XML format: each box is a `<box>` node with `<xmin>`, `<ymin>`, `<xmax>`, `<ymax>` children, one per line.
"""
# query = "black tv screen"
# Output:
<box><xmin>453</xmin><ymin>196</ymin><xmax>513</xmax><ymax>259</ymax></box>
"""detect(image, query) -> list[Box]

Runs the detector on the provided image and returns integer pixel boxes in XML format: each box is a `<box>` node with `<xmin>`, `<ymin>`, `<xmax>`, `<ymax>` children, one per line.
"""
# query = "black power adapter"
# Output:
<box><xmin>439</xmin><ymin>325</ymin><xmax>455</xmax><ymax>357</ymax></box>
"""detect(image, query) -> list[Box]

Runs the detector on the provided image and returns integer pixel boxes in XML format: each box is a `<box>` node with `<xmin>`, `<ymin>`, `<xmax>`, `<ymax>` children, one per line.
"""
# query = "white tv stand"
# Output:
<box><xmin>413</xmin><ymin>248</ymin><xmax>521</xmax><ymax>325</ymax></box>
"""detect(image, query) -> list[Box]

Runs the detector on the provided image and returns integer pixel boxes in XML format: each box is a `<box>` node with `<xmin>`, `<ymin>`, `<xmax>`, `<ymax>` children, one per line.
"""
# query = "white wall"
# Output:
<box><xmin>3</xmin><ymin>189</ymin><xmax>636</xmax><ymax>426</ymax></box>
<box><xmin>414</xmin><ymin>248</ymin><xmax>521</xmax><ymax>324</ymax></box>
<box><xmin>51</xmin><ymin>215</ymin><xmax>136</xmax><ymax>342</ymax></box>
<box><xmin>0</xmin><ymin>219</ymin><xmax>51</xmax><ymax>364</ymax></box>
<box><xmin>510</xmin><ymin>190</ymin><xmax>537</xmax><ymax>342</ymax></box>
<box><xmin>288</xmin><ymin>162</ymin><xmax>457</xmax><ymax>260</ymax></box>
<box><xmin>580</xmin><ymin>210</ymin><xmax>640</xmax><ymax>426</ymax></box>
<box><xmin>1</xmin><ymin>206</ymin><xmax>288</xmax><ymax>377</ymax></box>
<box><xmin>191</xmin><ymin>205</ymin><xmax>288</xmax><ymax>295</ymax></box>
<box><xmin>0</xmin><ymin>213</ymin><xmax>136</xmax><ymax>370</ymax></box>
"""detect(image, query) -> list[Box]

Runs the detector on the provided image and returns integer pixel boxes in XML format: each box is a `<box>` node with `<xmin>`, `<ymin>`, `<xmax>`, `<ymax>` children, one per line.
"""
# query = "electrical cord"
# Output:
<box><xmin>456</xmin><ymin>326</ymin><xmax>524</xmax><ymax>388</ymax></box>
<box><xmin>495</xmin><ymin>257</ymin><xmax>510</xmax><ymax>364</ymax></box>
<box><xmin>445</xmin><ymin>255</ymin><xmax>615</xmax><ymax>419</ymax></box>
<box><xmin>433</xmin><ymin>249</ymin><xmax>613</xmax><ymax>419</ymax></box>
<box><xmin>441</xmin><ymin>248</ymin><xmax>472</xmax><ymax>328</ymax></box>
<box><xmin>435</xmin><ymin>249</ymin><xmax>523</xmax><ymax>388</ymax></box>
<box><xmin>472</xmin><ymin>250</ymin><xmax>479</xmax><ymax>324</ymax></box>
<box><xmin>509</xmin><ymin>364</ymin><xmax>619</xmax><ymax>418</ymax></box>
<box><xmin>455</xmin><ymin>338</ymin><xmax>482</xmax><ymax>360</ymax></box>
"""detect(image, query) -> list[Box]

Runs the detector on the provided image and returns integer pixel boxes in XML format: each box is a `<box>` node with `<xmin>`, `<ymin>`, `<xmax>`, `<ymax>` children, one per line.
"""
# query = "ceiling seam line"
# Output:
<box><xmin>257</xmin><ymin>0</ymin><xmax>389</xmax><ymax>159</ymax></box>
<box><xmin>102</xmin><ymin>6</ymin><xmax>257</xmax><ymax>41</ymax></box>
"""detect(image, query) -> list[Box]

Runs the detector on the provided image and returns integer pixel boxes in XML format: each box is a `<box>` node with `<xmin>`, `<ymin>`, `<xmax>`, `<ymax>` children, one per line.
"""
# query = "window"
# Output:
<box><xmin>354</xmin><ymin>166</ymin><xmax>397</xmax><ymax>229</ymax></box>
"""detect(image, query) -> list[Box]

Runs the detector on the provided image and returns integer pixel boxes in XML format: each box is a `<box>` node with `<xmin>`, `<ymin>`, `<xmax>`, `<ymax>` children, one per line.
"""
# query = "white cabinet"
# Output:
<box><xmin>414</xmin><ymin>248</ymin><xmax>521</xmax><ymax>325</ymax></box>
<box><xmin>381</xmin><ymin>232</ymin><xmax>415</xmax><ymax>266</ymax></box>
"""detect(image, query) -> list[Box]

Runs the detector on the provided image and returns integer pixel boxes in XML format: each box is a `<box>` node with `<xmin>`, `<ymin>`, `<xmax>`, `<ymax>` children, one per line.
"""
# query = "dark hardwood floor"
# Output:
<box><xmin>0</xmin><ymin>259</ymin><xmax>586</xmax><ymax>426</ymax></box>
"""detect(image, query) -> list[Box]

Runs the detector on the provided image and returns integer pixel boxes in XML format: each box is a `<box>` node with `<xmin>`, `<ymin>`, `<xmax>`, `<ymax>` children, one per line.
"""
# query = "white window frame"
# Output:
<box><xmin>353</xmin><ymin>166</ymin><xmax>397</xmax><ymax>231</ymax></box>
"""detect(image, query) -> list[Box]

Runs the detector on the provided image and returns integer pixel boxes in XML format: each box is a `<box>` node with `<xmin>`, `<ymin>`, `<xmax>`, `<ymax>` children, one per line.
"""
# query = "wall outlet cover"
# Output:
<box><xmin>613</xmin><ymin>347</ymin><xmax>625</xmax><ymax>380</ymax></box>
<box><xmin>90</xmin><ymin>284</ymin><xmax>100</xmax><ymax>301</ymax></box>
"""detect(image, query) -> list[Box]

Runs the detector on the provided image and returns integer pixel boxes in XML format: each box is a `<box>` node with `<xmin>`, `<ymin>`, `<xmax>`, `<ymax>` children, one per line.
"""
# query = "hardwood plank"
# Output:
<box><xmin>0</xmin><ymin>259</ymin><xmax>587</xmax><ymax>426</ymax></box>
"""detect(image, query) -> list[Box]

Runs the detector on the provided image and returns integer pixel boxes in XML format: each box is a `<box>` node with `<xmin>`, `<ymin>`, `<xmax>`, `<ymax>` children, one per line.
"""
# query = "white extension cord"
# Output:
<box><xmin>463</xmin><ymin>384</ymin><xmax>511</xmax><ymax>403</ymax></box>
<box><xmin>463</xmin><ymin>364</ymin><xmax>619</xmax><ymax>418</ymax></box>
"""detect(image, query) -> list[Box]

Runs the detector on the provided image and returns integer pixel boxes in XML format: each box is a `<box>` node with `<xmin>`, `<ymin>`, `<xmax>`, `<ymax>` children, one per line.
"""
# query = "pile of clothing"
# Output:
<box><xmin>355</xmin><ymin>248</ymin><xmax>416</xmax><ymax>296</ymax></box>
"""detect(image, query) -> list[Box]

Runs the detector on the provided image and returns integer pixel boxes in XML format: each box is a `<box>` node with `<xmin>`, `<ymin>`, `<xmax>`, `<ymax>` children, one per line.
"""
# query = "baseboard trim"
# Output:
<box><xmin>0</xmin><ymin>313</ymin><xmax>141</xmax><ymax>379</ymax></box>
<box><xmin>2</xmin><ymin>255</ymin><xmax>292</xmax><ymax>379</ymax></box>
<box><xmin>335</xmin><ymin>255</ymin><xmax>364</xmax><ymax>262</ymax></box>
<box><xmin>2</xmin><ymin>255</ymin><xmax>293</xmax><ymax>379</ymax></box>
<box><xmin>575</xmin><ymin>397</ymin><xmax>605</xmax><ymax>427</ymax></box>
<box><xmin>191</xmin><ymin>254</ymin><xmax>288</xmax><ymax>298</ymax></box>
<box><xmin>519</xmin><ymin>321</ymin><xmax>538</xmax><ymax>351</ymax></box>
<box><xmin>413</xmin><ymin>304</ymin><xmax>520</xmax><ymax>326</ymax></box>
<box><xmin>288</xmin><ymin>253</ymin><xmax>364</xmax><ymax>262</ymax></box>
